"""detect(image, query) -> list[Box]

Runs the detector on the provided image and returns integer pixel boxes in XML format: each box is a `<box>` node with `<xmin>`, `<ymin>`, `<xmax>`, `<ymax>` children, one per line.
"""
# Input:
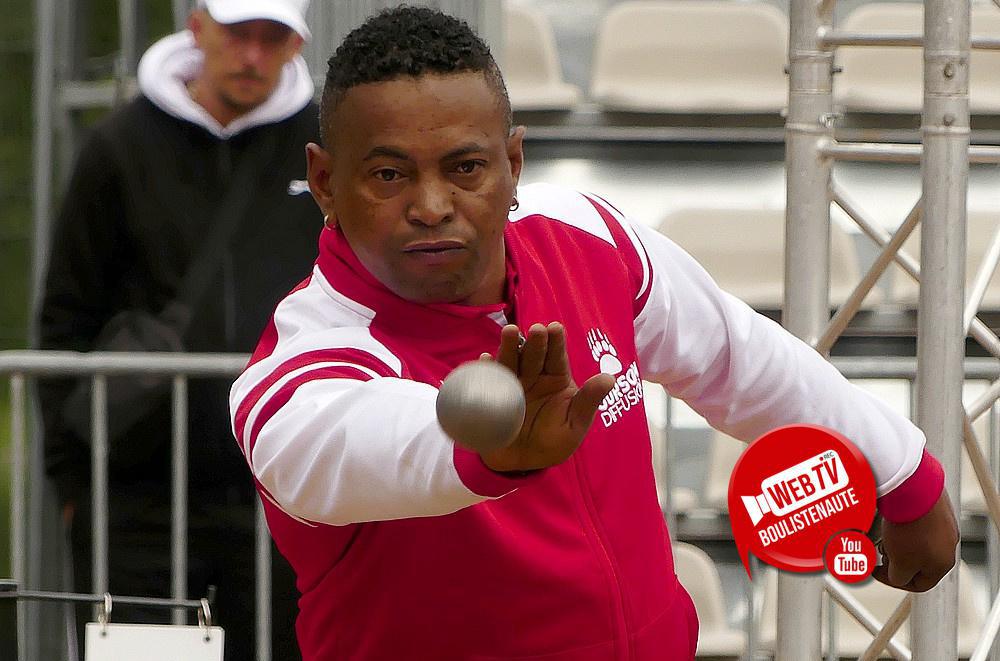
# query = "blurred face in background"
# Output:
<box><xmin>188</xmin><ymin>10</ymin><xmax>303</xmax><ymax>121</ymax></box>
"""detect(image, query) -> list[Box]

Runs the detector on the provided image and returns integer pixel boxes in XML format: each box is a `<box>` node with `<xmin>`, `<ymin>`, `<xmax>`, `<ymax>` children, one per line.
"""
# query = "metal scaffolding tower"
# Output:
<box><xmin>784</xmin><ymin>0</ymin><xmax>1000</xmax><ymax>657</ymax></box>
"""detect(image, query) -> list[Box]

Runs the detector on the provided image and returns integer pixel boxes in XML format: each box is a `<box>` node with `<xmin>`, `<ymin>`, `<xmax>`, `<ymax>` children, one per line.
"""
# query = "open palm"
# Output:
<box><xmin>478</xmin><ymin>323</ymin><xmax>614</xmax><ymax>473</ymax></box>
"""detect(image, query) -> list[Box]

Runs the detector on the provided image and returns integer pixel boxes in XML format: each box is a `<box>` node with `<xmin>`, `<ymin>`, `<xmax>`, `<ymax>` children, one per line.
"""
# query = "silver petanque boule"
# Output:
<box><xmin>436</xmin><ymin>360</ymin><xmax>526</xmax><ymax>454</ymax></box>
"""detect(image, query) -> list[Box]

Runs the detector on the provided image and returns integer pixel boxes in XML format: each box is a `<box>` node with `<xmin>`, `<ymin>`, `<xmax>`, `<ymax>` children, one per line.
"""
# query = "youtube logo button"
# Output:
<box><xmin>825</xmin><ymin>530</ymin><xmax>877</xmax><ymax>583</ymax></box>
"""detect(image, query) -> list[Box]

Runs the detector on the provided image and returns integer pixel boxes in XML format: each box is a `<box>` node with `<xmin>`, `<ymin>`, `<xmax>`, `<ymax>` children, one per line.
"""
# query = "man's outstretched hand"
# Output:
<box><xmin>478</xmin><ymin>323</ymin><xmax>614</xmax><ymax>473</ymax></box>
<box><xmin>872</xmin><ymin>489</ymin><xmax>960</xmax><ymax>592</ymax></box>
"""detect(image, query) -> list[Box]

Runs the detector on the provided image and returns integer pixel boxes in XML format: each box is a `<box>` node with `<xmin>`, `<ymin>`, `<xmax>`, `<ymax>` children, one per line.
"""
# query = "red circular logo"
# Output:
<box><xmin>727</xmin><ymin>424</ymin><xmax>877</xmax><ymax>576</ymax></box>
<box><xmin>824</xmin><ymin>530</ymin><xmax>877</xmax><ymax>583</ymax></box>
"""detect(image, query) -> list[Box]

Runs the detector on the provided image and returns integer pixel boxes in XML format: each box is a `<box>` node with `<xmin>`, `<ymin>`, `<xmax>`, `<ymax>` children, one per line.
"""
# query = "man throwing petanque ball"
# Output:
<box><xmin>230</xmin><ymin>7</ymin><xmax>958</xmax><ymax>659</ymax></box>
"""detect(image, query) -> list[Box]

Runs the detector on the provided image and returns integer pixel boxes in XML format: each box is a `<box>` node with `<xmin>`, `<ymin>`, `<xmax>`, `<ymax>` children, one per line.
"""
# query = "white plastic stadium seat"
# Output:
<box><xmin>590</xmin><ymin>1</ymin><xmax>789</xmax><ymax>113</ymax></box>
<box><xmin>658</xmin><ymin>207</ymin><xmax>876</xmax><ymax>310</ymax></box>
<box><xmin>890</xmin><ymin>209</ymin><xmax>1000</xmax><ymax>308</ymax></box>
<box><xmin>672</xmin><ymin>486</ymin><xmax>699</xmax><ymax>514</ymax></box>
<box><xmin>502</xmin><ymin>4</ymin><xmax>581</xmax><ymax>111</ymax></box>
<box><xmin>759</xmin><ymin>562</ymin><xmax>984</xmax><ymax>657</ymax></box>
<box><xmin>703</xmin><ymin>430</ymin><xmax>746</xmax><ymax>513</ymax></box>
<box><xmin>673</xmin><ymin>543</ymin><xmax>747</xmax><ymax>657</ymax></box>
<box><xmin>837</xmin><ymin>4</ymin><xmax>1000</xmax><ymax>114</ymax></box>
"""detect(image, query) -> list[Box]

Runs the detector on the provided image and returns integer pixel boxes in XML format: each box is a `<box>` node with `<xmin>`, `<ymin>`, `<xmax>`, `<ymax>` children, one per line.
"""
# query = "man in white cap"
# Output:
<box><xmin>39</xmin><ymin>1</ymin><xmax>317</xmax><ymax>658</ymax></box>
<box><xmin>187</xmin><ymin>0</ymin><xmax>311</xmax><ymax>127</ymax></box>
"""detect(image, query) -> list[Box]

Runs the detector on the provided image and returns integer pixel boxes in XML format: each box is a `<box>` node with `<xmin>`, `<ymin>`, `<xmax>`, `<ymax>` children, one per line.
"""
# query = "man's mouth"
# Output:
<box><xmin>402</xmin><ymin>240</ymin><xmax>468</xmax><ymax>267</ymax></box>
<box><xmin>403</xmin><ymin>240</ymin><xmax>466</xmax><ymax>254</ymax></box>
<box><xmin>232</xmin><ymin>73</ymin><xmax>265</xmax><ymax>84</ymax></box>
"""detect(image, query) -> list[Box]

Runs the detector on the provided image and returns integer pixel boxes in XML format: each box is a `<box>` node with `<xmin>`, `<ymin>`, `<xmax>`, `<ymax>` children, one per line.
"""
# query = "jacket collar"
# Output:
<box><xmin>316</xmin><ymin>226</ymin><xmax>520</xmax><ymax>352</ymax></box>
<box><xmin>137</xmin><ymin>30</ymin><xmax>314</xmax><ymax>139</ymax></box>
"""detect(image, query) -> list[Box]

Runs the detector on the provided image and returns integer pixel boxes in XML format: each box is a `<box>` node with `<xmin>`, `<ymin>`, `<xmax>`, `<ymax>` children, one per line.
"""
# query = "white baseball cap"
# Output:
<box><xmin>198</xmin><ymin>0</ymin><xmax>311</xmax><ymax>42</ymax></box>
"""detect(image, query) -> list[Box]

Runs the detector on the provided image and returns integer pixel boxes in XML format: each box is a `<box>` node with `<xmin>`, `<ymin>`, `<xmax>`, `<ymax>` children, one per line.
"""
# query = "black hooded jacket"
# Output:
<box><xmin>38</xmin><ymin>45</ymin><xmax>322</xmax><ymax>506</ymax></box>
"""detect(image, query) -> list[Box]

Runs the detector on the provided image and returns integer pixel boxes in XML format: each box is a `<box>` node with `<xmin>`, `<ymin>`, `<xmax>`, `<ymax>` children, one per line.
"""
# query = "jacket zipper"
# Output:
<box><xmin>573</xmin><ymin>456</ymin><xmax>633</xmax><ymax>659</ymax></box>
<box><xmin>218</xmin><ymin>142</ymin><xmax>236</xmax><ymax>347</ymax></box>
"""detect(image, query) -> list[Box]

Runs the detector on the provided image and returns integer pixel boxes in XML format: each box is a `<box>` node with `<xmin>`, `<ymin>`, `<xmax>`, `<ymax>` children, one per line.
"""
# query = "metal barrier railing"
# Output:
<box><xmin>0</xmin><ymin>580</ymin><xmax>216</xmax><ymax>660</ymax></box>
<box><xmin>0</xmin><ymin>351</ymin><xmax>277</xmax><ymax>661</ymax></box>
<box><xmin>6</xmin><ymin>350</ymin><xmax>1000</xmax><ymax>660</ymax></box>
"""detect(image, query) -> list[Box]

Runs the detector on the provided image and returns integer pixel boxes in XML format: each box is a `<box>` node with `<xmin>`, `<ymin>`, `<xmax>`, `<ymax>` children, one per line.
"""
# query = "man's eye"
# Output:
<box><xmin>263</xmin><ymin>27</ymin><xmax>292</xmax><ymax>44</ymax></box>
<box><xmin>374</xmin><ymin>169</ymin><xmax>400</xmax><ymax>182</ymax></box>
<box><xmin>456</xmin><ymin>160</ymin><xmax>483</xmax><ymax>175</ymax></box>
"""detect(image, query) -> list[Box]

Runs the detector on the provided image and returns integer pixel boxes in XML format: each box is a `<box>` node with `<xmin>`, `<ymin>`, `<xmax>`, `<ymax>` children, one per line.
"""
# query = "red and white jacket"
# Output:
<box><xmin>230</xmin><ymin>183</ymin><xmax>940</xmax><ymax>660</ymax></box>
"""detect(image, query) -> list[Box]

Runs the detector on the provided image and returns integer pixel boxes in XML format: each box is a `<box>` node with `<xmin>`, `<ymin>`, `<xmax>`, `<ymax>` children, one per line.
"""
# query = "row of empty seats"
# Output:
<box><xmin>839</xmin><ymin>3</ymin><xmax>1000</xmax><ymax>114</ymax></box>
<box><xmin>588</xmin><ymin>1</ymin><xmax>789</xmax><ymax>114</ymax></box>
<box><xmin>657</xmin><ymin>206</ymin><xmax>1000</xmax><ymax>311</ymax></box>
<box><xmin>659</xmin><ymin>207</ymin><xmax>869</xmax><ymax>310</ymax></box>
<box><xmin>504</xmin><ymin>2</ymin><xmax>1000</xmax><ymax>114</ymax></box>
<box><xmin>674</xmin><ymin>542</ymin><xmax>986</xmax><ymax>658</ymax></box>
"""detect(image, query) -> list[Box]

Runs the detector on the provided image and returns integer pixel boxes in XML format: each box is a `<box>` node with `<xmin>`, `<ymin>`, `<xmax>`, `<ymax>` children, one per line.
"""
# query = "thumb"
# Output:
<box><xmin>568</xmin><ymin>373</ymin><xmax>615</xmax><ymax>430</ymax></box>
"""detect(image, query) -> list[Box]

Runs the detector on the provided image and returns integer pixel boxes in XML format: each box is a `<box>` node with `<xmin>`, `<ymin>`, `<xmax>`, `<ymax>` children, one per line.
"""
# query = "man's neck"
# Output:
<box><xmin>187</xmin><ymin>78</ymin><xmax>244</xmax><ymax>127</ymax></box>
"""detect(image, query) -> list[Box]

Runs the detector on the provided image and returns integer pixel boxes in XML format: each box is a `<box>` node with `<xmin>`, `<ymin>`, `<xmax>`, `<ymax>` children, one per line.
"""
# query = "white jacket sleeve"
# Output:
<box><xmin>627</xmin><ymin>220</ymin><xmax>925</xmax><ymax>496</ymax></box>
<box><xmin>230</xmin><ymin>332</ymin><xmax>536</xmax><ymax>526</ymax></box>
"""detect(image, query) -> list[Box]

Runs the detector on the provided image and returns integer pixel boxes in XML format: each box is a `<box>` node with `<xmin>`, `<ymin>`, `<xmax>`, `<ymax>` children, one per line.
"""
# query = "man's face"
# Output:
<box><xmin>189</xmin><ymin>11</ymin><xmax>302</xmax><ymax>113</ymax></box>
<box><xmin>307</xmin><ymin>73</ymin><xmax>524</xmax><ymax>305</ymax></box>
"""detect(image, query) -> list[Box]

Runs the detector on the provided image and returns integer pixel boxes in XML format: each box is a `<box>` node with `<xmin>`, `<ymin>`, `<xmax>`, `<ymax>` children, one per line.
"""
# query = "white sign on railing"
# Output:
<box><xmin>85</xmin><ymin>623</ymin><xmax>224</xmax><ymax>660</ymax></box>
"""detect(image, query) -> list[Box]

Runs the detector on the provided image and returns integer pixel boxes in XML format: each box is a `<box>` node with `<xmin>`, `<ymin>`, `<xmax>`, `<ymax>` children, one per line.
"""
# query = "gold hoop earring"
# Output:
<box><xmin>509</xmin><ymin>197</ymin><xmax>519</xmax><ymax>211</ymax></box>
<box><xmin>324</xmin><ymin>214</ymin><xmax>336</xmax><ymax>229</ymax></box>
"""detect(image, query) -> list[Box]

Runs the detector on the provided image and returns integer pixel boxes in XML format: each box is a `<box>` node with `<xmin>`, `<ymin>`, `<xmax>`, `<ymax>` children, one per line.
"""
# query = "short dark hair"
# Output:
<box><xmin>319</xmin><ymin>5</ymin><xmax>511</xmax><ymax>145</ymax></box>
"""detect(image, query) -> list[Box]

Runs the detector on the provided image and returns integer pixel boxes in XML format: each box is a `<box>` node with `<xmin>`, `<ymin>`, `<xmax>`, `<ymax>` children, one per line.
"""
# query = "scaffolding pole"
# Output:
<box><xmin>31</xmin><ymin>0</ymin><xmax>56</xmax><ymax>322</ymax></box>
<box><xmin>911</xmin><ymin>0</ymin><xmax>969</xmax><ymax>656</ymax></box>
<box><xmin>172</xmin><ymin>0</ymin><xmax>190</xmax><ymax>32</ymax></box>
<box><xmin>780</xmin><ymin>0</ymin><xmax>834</xmax><ymax>656</ymax></box>
<box><xmin>819</xmin><ymin>31</ymin><xmax>1000</xmax><ymax>50</ymax></box>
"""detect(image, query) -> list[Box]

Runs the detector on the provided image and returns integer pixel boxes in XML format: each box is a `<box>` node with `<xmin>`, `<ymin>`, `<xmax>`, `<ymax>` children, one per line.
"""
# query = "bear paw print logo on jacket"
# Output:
<box><xmin>587</xmin><ymin>329</ymin><xmax>643</xmax><ymax>427</ymax></box>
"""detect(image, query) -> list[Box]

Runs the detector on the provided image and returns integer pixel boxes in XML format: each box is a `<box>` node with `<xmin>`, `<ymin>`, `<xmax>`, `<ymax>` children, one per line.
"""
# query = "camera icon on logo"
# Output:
<box><xmin>834</xmin><ymin>552</ymin><xmax>869</xmax><ymax>576</ymax></box>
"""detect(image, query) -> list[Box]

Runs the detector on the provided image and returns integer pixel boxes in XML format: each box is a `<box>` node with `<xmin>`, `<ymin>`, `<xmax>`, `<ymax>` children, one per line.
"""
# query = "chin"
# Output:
<box><xmin>394</xmin><ymin>279</ymin><xmax>473</xmax><ymax>305</ymax></box>
<box><xmin>404</xmin><ymin>287</ymin><xmax>468</xmax><ymax>305</ymax></box>
<box><xmin>222</xmin><ymin>92</ymin><xmax>268</xmax><ymax>114</ymax></box>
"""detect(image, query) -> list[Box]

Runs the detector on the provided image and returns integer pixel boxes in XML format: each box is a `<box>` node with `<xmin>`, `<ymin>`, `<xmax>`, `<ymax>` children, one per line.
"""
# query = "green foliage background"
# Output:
<box><xmin>1</xmin><ymin>0</ymin><xmax>32</xmax><ymax>353</ymax></box>
<box><xmin>0</xmin><ymin>0</ymin><xmax>176</xmax><ymax>579</ymax></box>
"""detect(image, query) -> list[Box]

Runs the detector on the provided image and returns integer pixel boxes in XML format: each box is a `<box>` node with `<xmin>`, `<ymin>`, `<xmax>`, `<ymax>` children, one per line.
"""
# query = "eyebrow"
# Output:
<box><xmin>442</xmin><ymin>143</ymin><xmax>488</xmax><ymax>160</ymax></box>
<box><xmin>361</xmin><ymin>143</ymin><xmax>489</xmax><ymax>163</ymax></box>
<box><xmin>362</xmin><ymin>146</ymin><xmax>411</xmax><ymax>162</ymax></box>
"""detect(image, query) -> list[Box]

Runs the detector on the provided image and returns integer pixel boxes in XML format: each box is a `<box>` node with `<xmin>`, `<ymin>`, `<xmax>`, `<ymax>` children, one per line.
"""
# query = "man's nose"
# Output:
<box><xmin>241</xmin><ymin>40</ymin><xmax>266</xmax><ymax>68</ymax></box>
<box><xmin>407</xmin><ymin>179</ymin><xmax>454</xmax><ymax>226</ymax></box>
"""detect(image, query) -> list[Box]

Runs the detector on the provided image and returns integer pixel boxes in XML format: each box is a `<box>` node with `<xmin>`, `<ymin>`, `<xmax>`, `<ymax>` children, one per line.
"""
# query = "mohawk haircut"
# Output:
<box><xmin>319</xmin><ymin>5</ymin><xmax>512</xmax><ymax>145</ymax></box>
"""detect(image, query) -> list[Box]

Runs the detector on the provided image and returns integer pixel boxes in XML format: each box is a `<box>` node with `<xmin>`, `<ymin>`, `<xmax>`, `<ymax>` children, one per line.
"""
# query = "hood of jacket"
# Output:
<box><xmin>137</xmin><ymin>30</ymin><xmax>314</xmax><ymax>139</ymax></box>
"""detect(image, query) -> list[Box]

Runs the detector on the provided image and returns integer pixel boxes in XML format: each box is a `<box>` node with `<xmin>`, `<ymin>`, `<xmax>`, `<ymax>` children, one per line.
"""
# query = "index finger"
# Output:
<box><xmin>495</xmin><ymin>325</ymin><xmax>522</xmax><ymax>373</ymax></box>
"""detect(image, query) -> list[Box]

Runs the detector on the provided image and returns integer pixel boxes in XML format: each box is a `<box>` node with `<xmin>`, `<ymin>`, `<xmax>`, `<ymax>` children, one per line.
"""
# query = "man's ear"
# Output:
<box><xmin>306</xmin><ymin>142</ymin><xmax>336</xmax><ymax>218</ymax></box>
<box><xmin>506</xmin><ymin>125</ymin><xmax>526</xmax><ymax>189</ymax></box>
<box><xmin>188</xmin><ymin>11</ymin><xmax>205</xmax><ymax>46</ymax></box>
